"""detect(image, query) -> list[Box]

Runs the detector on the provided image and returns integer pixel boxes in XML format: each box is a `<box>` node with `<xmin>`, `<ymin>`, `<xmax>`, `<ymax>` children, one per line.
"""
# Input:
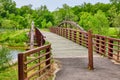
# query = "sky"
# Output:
<box><xmin>13</xmin><ymin>0</ymin><xmax>110</xmax><ymax>11</ymax></box>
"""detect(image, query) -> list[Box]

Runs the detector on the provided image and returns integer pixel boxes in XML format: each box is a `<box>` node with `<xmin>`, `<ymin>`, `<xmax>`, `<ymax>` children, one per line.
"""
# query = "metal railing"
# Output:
<box><xmin>50</xmin><ymin>27</ymin><xmax>94</xmax><ymax>69</ymax></box>
<box><xmin>50</xmin><ymin>27</ymin><xmax>120</xmax><ymax>63</ymax></box>
<box><xmin>93</xmin><ymin>34</ymin><xmax>120</xmax><ymax>62</ymax></box>
<box><xmin>18</xmin><ymin>44</ymin><xmax>52</xmax><ymax>80</ymax></box>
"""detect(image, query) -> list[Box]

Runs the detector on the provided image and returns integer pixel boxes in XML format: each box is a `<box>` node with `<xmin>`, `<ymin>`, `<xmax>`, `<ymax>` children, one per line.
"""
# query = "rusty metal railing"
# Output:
<box><xmin>50</xmin><ymin>27</ymin><xmax>89</xmax><ymax>47</ymax></box>
<box><xmin>18</xmin><ymin>44</ymin><xmax>51</xmax><ymax>80</ymax></box>
<box><xmin>93</xmin><ymin>34</ymin><xmax>120</xmax><ymax>63</ymax></box>
<box><xmin>35</xmin><ymin>27</ymin><xmax>45</xmax><ymax>46</ymax></box>
<box><xmin>50</xmin><ymin>27</ymin><xmax>94</xmax><ymax>69</ymax></box>
<box><xmin>50</xmin><ymin>27</ymin><xmax>120</xmax><ymax>63</ymax></box>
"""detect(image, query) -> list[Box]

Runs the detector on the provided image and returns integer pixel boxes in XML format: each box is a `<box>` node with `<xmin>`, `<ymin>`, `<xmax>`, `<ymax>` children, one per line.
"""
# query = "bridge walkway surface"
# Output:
<box><xmin>42</xmin><ymin>31</ymin><xmax>120</xmax><ymax>80</ymax></box>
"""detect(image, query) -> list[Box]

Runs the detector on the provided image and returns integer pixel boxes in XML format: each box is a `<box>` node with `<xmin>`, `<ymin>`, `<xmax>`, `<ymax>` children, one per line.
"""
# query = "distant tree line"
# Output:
<box><xmin>0</xmin><ymin>0</ymin><xmax>120</xmax><ymax>36</ymax></box>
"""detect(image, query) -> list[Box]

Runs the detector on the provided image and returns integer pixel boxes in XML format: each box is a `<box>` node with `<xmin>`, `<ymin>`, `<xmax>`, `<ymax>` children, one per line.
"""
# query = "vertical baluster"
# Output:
<box><xmin>100</xmin><ymin>37</ymin><xmax>106</xmax><ymax>55</ymax></box>
<box><xmin>117</xmin><ymin>41</ymin><xmax>120</xmax><ymax>61</ymax></box>
<box><xmin>96</xmin><ymin>36</ymin><xmax>100</xmax><ymax>54</ymax></box>
<box><xmin>45</xmin><ymin>47</ymin><xmax>51</xmax><ymax>69</ymax></box>
<box><xmin>79</xmin><ymin>31</ymin><xmax>82</xmax><ymax>45</ymax></box>
<box><xmin>70</xmin><ymin>29</ymin><xmax>72</xmax><ymax>40</ymax></box>
<box><xmin>74</xmin><ymin>30</ymin><xmax>77</xmax><ymax>43</ymax></box>
<box><xmin>108</xmin><ymin>39</ymin><xmax>113</xmax><ymax>59</ymax></box>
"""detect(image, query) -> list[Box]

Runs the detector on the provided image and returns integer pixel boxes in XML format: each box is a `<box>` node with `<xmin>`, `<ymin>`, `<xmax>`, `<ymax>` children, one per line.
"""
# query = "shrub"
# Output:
<box><xmin>0</xmin><ymin>46</ymin><xmax>12</xmax><ymax>69</ymax></box>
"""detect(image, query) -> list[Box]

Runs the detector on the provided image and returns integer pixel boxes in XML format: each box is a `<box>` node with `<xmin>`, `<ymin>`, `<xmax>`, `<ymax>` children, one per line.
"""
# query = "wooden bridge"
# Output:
<box><xmin>18</xmin><ymin>21</ymin><xmax>120</xmax><ymax>80</ymax></box>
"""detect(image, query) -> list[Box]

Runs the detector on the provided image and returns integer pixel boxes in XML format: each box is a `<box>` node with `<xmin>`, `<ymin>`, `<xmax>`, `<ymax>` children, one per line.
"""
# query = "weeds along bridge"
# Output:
<box><xmin>18</xmin><ymin>21</ymin><xmax>120</xmax><ymax>80</ymax></box>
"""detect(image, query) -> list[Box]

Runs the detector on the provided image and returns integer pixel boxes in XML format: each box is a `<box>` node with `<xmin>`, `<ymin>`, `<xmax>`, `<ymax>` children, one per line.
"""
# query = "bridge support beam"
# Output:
<box><xmin>88</xmin><ymin>30</ymin><xmax>94</xmax><ymax>70</ymax></box>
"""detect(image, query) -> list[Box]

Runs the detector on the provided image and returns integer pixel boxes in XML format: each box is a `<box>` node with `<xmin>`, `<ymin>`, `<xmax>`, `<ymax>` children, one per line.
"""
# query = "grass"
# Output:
<box><xmin>0</xmin><ymin>56</ymin><xmax>54</xmax><ymax>80</ymax></box>
<box><xmin>0</xmin><ymin>64</ymin><xmax>18</xmax><ymax>80</ymax></box>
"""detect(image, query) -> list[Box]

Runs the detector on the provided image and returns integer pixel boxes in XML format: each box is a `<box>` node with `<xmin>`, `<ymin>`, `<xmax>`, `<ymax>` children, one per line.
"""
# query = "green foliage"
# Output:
<box><xmin>113</xmin><ymin>13</ymin><xmax>120</xmax><ymax>38</ymax></box>
<box><xmin>94</xmin><ymin>10</ymin><xmax>109</xmax><ymax>35</ymax></box>
<box><xmin>46</xmin><ymin>21</ymin><xmax>53</xmax><ymax>28</ymax></box>
<box><xmin>0</xmin><ymin>30</ymin><xmax>28</xmax><ymax>47</ymax></box>
<box><xmin>41</xmin><ymin>19</ymin><xmax>47</xmax><ymax>28</ymax></box>
<box><xmin>79</xmin><ymin>12</ymin><xmax>92</xmax><ymax>30</ymax></box>
<box><xmin>0</xmin><ymin>0</ymin><xmax>120</xmax><ymax>37</ymax></box>
<box><xmin>79</xmin><ymin>10</ymin><xmax>109</xmax><ymax>35</ymax></box>
<box><xmin>1</xmin><ymin>19</ymin><xmax>19</xmax><ymax>29</ymax></box>
<box><xmin>0</xmin><ymin>46</ymin><xmax>12</xmax><ymax>69</ymax></box>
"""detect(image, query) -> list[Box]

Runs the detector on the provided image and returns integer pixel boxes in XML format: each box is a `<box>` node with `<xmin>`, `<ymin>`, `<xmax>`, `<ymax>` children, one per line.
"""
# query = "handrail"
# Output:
<box><xmin>18</xmin><ymin>44</ymin><xmax>51</xmax><ymax>80</ymax></box>
<box><xmin>35</xmin><ymin>27</ymin><xmax>45</xmax><ymax>46</ymax></box>
<box><xmin>58</xmin><ymin>21</ymin><xmax>85</xmax><ymax>31</ymax></box>
<box><xmin>50</xmin><ymin>27</ymin><xmax>120</xmax><ymax>63</ymax></box>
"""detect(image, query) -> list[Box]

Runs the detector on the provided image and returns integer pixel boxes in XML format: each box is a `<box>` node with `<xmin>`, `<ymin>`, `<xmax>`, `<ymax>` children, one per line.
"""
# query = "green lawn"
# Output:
<box><xmin>0</xmin><ymin>64</ymin><xmax>18</xmax><ymax>80</ymax></box>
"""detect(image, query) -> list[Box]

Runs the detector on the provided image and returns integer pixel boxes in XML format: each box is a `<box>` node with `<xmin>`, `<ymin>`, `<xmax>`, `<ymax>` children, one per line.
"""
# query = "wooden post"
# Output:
<box><xmin>96</xmin><ymin>36</ymin><xmax>100</xmax><ymax>54</ymax></box>
<box><xmin>88</xmin><ymin>30</ymin><xmax>94</xmax><ymax>70</ymax></box>
<box><xmin>70</xmin><ymin>29</ymin><xmax>72</xmax><ymax>40</ymax></box>
<box><xmin>45</xmin><ymin>46</ymin><xmax>51</xmax><ymax>69</ymax></box>
<box><xmin>38</xmin><ymin>52</ymin><xmax>41</xmax><ymax>76</ymax></box>
<box><xmin>100</xmin><ymin>37</ymin><xmax>106</xmax><ymax>55</ymax></box>
<box><xmin>63</xmin><ymin>28</ymin><xmax>66</xmax><ymax>37</ymax></box>
<box><xmin>66</xmin><ymin>29</ymin><xmax>68</xmax><ymax>39</ymax></box>
<box><xmin>85</xmin><ymin>34</ymin><xmax>88</xmax><ymax>48</ymax></box>
<box><xmin>117</xmin><ymin>41</ymin><xmax>120</xmax><ymax>60</ymax></box>
<box><xmin>18</xmin><ymin>53</ymin><xmax>27</xmax><ymax>80</ymax></box>
<box><xmin>30</xmin><ymin>21</ymin><xmax>34</xmax><ymax>49</ymax></box>
<box><xmin>108</xmin><ymin>39</ymin><xmax>113</xmax><ymax>59</ymax></box>
<box><xmin>79</xmin><ymin>32</ymin><xmax>82</xmax><ymax>45</ymax></box>
<box><xmin>74</xmin><ymin>30</ymin><xmax>77</xmax><ymax>42</ymax></box>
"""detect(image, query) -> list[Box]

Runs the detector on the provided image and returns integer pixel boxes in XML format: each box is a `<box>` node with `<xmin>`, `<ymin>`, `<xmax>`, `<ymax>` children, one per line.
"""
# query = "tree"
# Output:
<box><xmin>79</xmin><ymin>10</ymin><xmax>109</xmax><ymax>35</ymax></box>
<box><xmin>110</xmin><ymin>0</ymin><xmax>120</xmax><ymax>11</ymax></box>
<box><xmin>107</xmin><ymin>5</ymin><xmax>117</xmax><ymax>27</ymax></box>
<box><xmin>113</xmin><ymin>13</ymin><xmax>120</xmax><ymax>38</ymax></box>
<box><xmin>110</xmin><ymin>0</ymin><xmax>120</xmax><ymax>3</ymax></box>
<box><xmin>41</xmin><ymin>19</ymin><xmax>47</xmax><ymax>28</ymax></box>
<box><xmin>1</xmin><ymin>19</ymin><xmax>18</xmax><ymax>29</ymax></box>
<box><xmin>79</xmin><ymin>12</ymin><xmax>93</xmax><ymax>30</ymax></box>
<box><xmin>20</xmin><ymin>4</ymin><xmax>33</xmax><ymax>16</ymax></box>
<box><xmin>46</xmin><ymin>21</ymin><xmax>53</xmax><ymax>28</ymax></box>
<box><xmin>34</xmin><ymin>5</ymin><xmax>54</xmax><ymax>28</ymax></box>
<box><xmin>94</xmin><ymin>10</ymin><xmax>109</xmax><ymax>35</ymax></box>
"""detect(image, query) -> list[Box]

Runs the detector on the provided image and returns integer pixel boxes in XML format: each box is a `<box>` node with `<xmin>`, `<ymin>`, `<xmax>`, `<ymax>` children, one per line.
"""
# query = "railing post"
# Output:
<box><xmin>58</xmin><ymin>27</ymin><xmax>60</xmax><ymax>35</ymax></box>
<box><xmin>88</xmin><ymin>30</ymin><xmax>94</xmax><ymax>70</ymax></box>
<box><xmin>66</xmin><ymin>28</ymin><xmax>68</xmax><ymax>39</ymax></box>
<box><xmin>30</xmin><ymin>21</ymin><xmax>34</xmax><ymax>49</ymax></box>
<box><xmin>60</xmin><ymin>28</ymin><xmax>62</xmax><ymax>36</ymax></box>
<box><xmin>117</xmin><ymin>41</ymin><xmax>120</xmax><ymax>60</ymax></box>
<box><xmin>46</xmin><ymin>46</ymin><xmax>51</xmax><ymax>69</ymax></box>
<box><xmin>18</xmin><ymin>53</ymin><xmax>27</xmax><ymax>80</ymax></box>
<box><xmin>96</xmin><ymin>36</ymin><xmax>100</xmax><ymax>54</ymax></box>
<box><xmin>79</xmin><ymin>32</ymin><xmax>82</xmax><ymax>45</ymax></box>
<box><xmin>108</xmin><ymin>39</ymin><xmax>113</xmax><ymax>59</ymax></box>
<box><xmin>69</xmin><ymin>29</ymin><xmax>72</xmax><ymax>40</ymax></box>
<box><xmin>74</xmin><ymin>30</ymin><xmax>77</xmax><ymax>43</ymax></box>
<box><xmin>61</xmin><ymin>28</ymin><xmax>63</xmax><ymax>36</ymax></box>
<box><xmin>100</xmin><ymin>37</ymin><xmax>106</xmax><ymax>55</ymax></box>
<box><xmin>85</xmin><ymin>34</ymin><xmax>88</xmax><ymax>48</ymax></box>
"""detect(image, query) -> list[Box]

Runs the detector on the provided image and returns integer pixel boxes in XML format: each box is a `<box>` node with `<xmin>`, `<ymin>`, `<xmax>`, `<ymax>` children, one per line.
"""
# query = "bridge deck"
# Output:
<box><xmin>42</xmin><ymin>31</ymin><xmax>98</xmax><ymax>58</ymax></box>
<box><xmin>42</xmin><ymin>31</ymin><xmax>120</xmax><ymax>80</ymax></box>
